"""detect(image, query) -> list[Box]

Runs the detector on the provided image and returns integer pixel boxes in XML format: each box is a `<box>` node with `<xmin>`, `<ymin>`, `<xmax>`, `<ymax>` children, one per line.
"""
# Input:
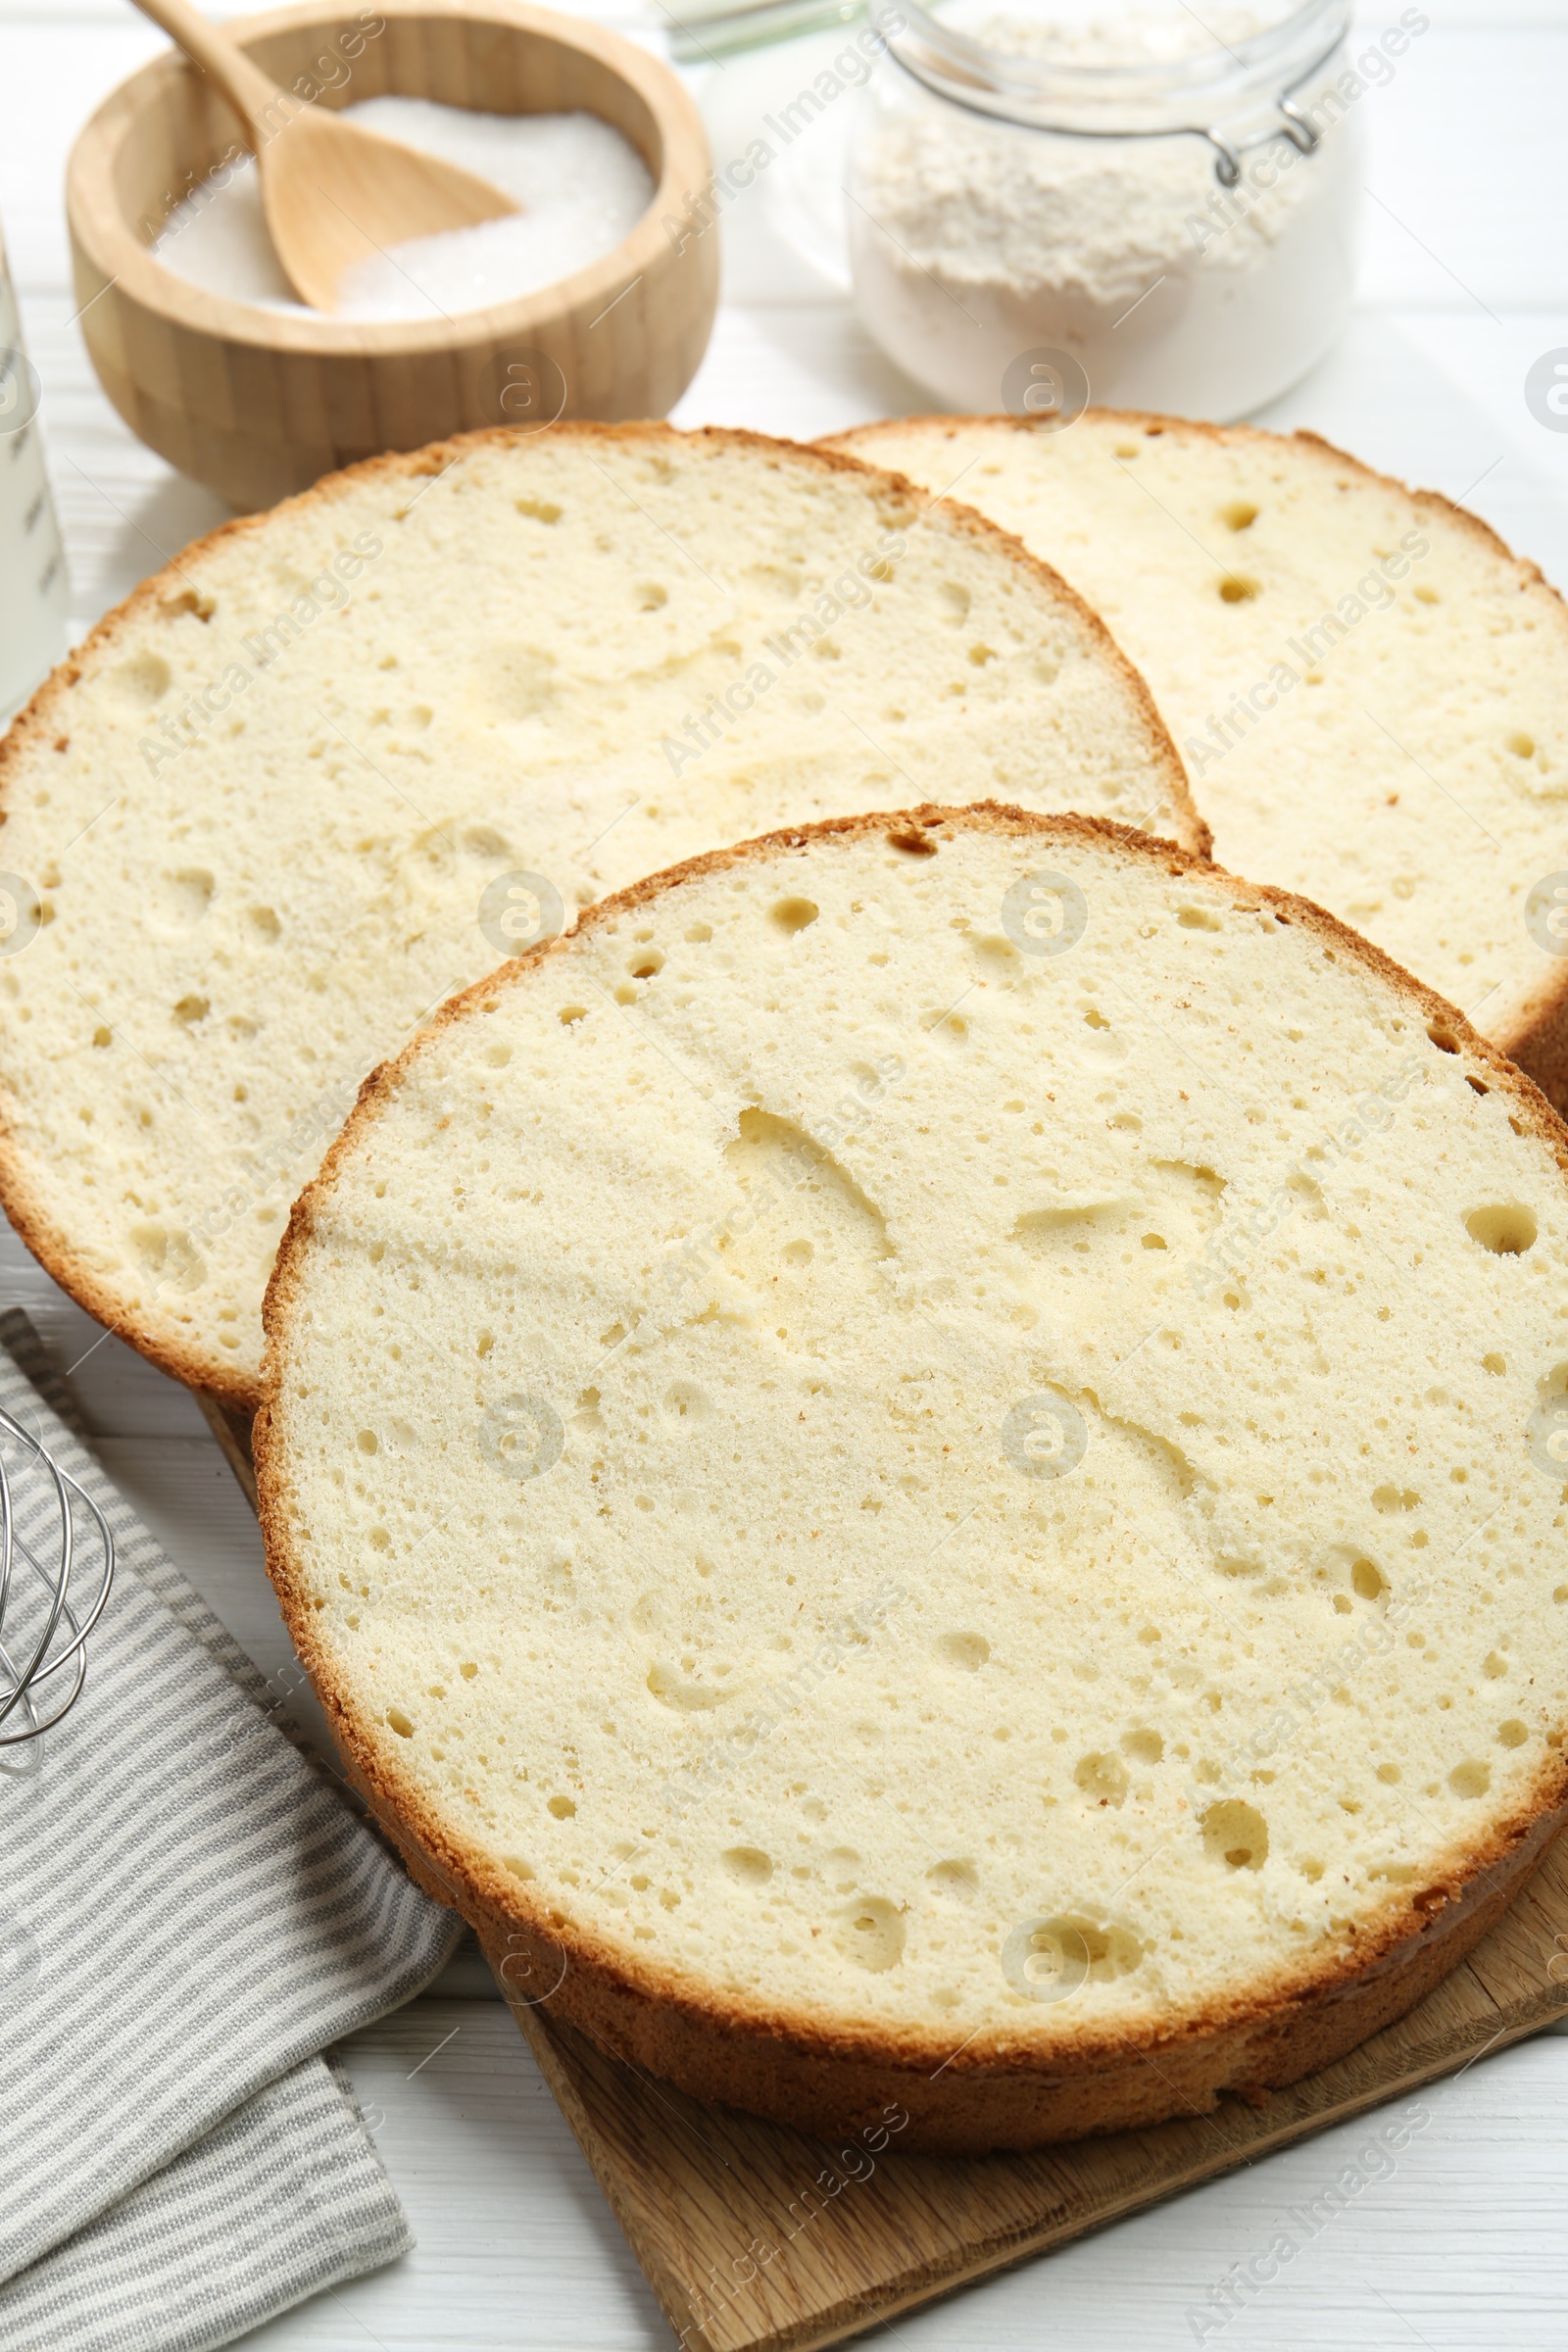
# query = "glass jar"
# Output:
<box><xmin>847</xmin><ymin>0</ymin><xmax>1364</xmax><ymax>417</ymax></box>
<box><xmin>0</xmin><ymin>223</ymin><xmax>69</xmax><ymax>716</ymax></box>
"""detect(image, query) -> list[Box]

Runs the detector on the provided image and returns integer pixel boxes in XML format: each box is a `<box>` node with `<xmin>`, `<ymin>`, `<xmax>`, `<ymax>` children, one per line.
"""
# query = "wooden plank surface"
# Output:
<box><xmin>196</xmin><ymin>1391</ymin><xmax>262</xmax><ymax>1510</ymax></box>
<box><xmin>476</xmin><ymin>1852</ymin><xmax>1568</xmax><ymax>2352</ymax></box>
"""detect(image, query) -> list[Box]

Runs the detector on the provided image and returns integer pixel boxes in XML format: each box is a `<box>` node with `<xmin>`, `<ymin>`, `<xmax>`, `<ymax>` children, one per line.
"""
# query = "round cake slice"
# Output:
<box><xmin>0</xmin><ymin>423</ymin><xmax>1192</xmax><ymax>1408</ymax></box>
<box><xmin>826</xmin><ymin>413</ymin><xmax>1568</xmax><ymax>1109</ymax></box>
<box><xmin>258</xmin><ymin>805</ymin><xmax>1568</xmax><ymax>2152</ymax></box>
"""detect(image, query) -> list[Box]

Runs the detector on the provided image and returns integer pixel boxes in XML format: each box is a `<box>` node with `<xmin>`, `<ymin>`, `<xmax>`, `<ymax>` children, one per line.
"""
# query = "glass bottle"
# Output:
<box><xmin>0</xmin><ymin>221</ymin><xmax>70</xmax><ymax>716</ymax></box>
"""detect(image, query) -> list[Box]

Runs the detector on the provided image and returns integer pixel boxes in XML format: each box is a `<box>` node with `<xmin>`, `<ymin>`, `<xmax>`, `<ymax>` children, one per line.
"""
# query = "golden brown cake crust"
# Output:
<box><xmin>0</xmin><ymin>425</ymin><xmax>1198</xmax><ymax>1411</ymax></box>
<box><xmin>256</xmin><ymin>803</ymin><xmax>1568</xmax><ymax>2151</ymax></box>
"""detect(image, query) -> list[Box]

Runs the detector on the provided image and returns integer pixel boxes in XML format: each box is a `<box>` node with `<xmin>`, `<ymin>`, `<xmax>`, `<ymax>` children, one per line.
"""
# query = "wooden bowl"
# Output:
<box><xmin>67</xmin><ymin>0</ymin><xmax>718</xmax><ymax>511</ymax></box>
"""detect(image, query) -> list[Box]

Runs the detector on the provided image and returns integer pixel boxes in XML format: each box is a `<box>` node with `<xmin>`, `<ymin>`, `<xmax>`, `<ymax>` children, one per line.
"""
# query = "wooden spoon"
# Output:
<box><xmin>132</xmin><ymin>0</ymin><xmax>518</xmax><ymax>313</ymax></box>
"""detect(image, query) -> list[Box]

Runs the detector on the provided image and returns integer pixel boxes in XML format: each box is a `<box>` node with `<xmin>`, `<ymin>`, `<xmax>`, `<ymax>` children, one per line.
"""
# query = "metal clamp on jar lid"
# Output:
<box><xmin>846</xmin><ymin>0</ymin><xmax>1364</xmax><ymax>417</ymax></box>
<box><xmin>872</xmin><ymin>0</ymin><xmax>1353</xmax><ymax>182</ymax></box>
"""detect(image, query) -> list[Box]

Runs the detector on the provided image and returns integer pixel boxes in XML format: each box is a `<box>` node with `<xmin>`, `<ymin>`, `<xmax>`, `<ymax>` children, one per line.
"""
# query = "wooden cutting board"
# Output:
<box><xmin>203</xmin><ymin>1396</ymin><xmax>1568</xmax><ymax>2352</ymax></box>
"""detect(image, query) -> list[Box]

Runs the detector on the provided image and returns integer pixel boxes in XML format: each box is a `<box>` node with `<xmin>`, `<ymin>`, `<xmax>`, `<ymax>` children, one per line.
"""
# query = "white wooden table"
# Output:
<box><xmin>4</xmin><ymin>2</ymin><xmax>1568</xmax><ymax>2343</ymax></box>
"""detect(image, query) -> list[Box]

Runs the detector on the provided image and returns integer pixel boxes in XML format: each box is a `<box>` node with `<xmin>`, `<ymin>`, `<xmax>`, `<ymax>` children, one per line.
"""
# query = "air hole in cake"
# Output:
<box><xmin>1506</xmin><ymin>732</ymin><xmax>1536</xmax><ymax>760</ymax></box>
<box><xmin>1497</xmin><ymin>1721</ymin><xmax>1530</xmax><ymax>1748</ymax></box>
<box><xmin>770</xmin><ymin>896</ymin><xmax>818</xmax><ymax>935</ymax></box>
<box><xmin>927</xmin><ymin>1860</ymin><xmax>977</xmax><ymax>1903</ymax></box>
<box><xmin>1218</xmin><ymin>576</ymin><xmax>1259</xmax><ymax>604</ymax></box>
<box><xmin>1201</xmin><ymin>1799</ymin><xmax>1267</xmax><ymax>1870</ymax></box>
<box><xmin>886</xmin><ymin>829</ymin><xmax>937</xmax><ymax>857</ymax></box>
<box><xmin>1075</xmin><ymin>1920</ymin><xmax>1144</xmax><ymax>1980</ymax></box>
<box><xmin>628</xmin><ymin>951</ymin><xmax>663</xmax><ymax>980</ymax></box>
<box><xmin>357</xmin><ymin>1430</ymin><xmax>378</xmax><ymax>1454</ymax></box>
<box><xmin>130</xmin><ymin>1223</ymin><xmax>204</xmax><ymax>1290</ymax></box>
<box><xmin>1427</xmin><ymin>1022</ymin><xmax>1459</xmax><ymax>1054</ymax></box>
<box><xmin>109</xmin><ymin>650</ymin><xmax>172</xmax><ymax>705</ymax></box>
<box><xmin>1074</xmin><ymin>1751</ymin><xmax>1129</xmax><ymax>1808</ymax></box>
<box><xmin>160</xmin><ymin>585</ymin><xmax>216</xmax><ymax>622</ymax></box>
<box><xmin>1121</xmin><ymin>1728</ymin><xmax>1164</xmax><ymax>1765</ymax></box>
<box><xmin>1465</xmin><ymin>1203</ymin><xmax>1537</xmax><ymax>1255</ymax></box>
<box><xmin>559</xmin><ymin>1004</ymin><xmax>587</xmax><ymax>1024</ymax></box>
<box><xmin>662</xmin><ymin>1381</ymin><xmax>710</xmax><ymax>1421</ymax></box>
<box><xmin>936</xmin><ymin>1632</ymin><xmax>990</xmax><ymax>1671</ymax></box>
<box><xmin>1004</xmin><ymin>1916</ymin><xmax>1145</xmax><ymax>1997</ymax></box>
<box><xmin>172</xmin><ymin>995</ymin><xmax>210</xmax><ymax>1026</ymax></box>
<box><xmin>647</xmin><ymin>1663</ymin><xmax>729</xmax><ymax>1711</ymax></box>
<box><xmin>1448</xmin><ymin>1761</ymin><xmax>1491</xmax><ymax>1798</ymax></box>
<box><xmin>721</xmin><ymin>1846</ymin><xmax>773</xmax><ymax>1886</ymax></box>
<box><xmin>835</xmin><ymin>1897</ymin><xmax>905</xmax><ymax>1972</ymax></box>
<box><xmin>1220</xmin><ymin>500</ymin><xmax>1259</xmax><ymax>531</ymax></box>
<box><xmin>386</xmin><ymin>1708</ymin><xmax>414</xmax><ymax>1738</ymax></box>
<box><xmin>824</xmin><ymin>1848</ymin><xmax>860</xmax><ymax>1893</ymax></box>
<box><xmin>548</xmin><ymin>1793</ymin><xmax>577</xmax><ymax>1818</ymax></box>
<box><xmin>1352</xmin><ymin>1559</ymin><xmax>1387</xmax><ymax>1602</ymax></box>
<box><xmin>1177</xmin><ymin>904</ymin><xmax>1224</xmax><ymax>931</ymax></box>
<box><xmin>685</xmin><ymin>921</ymin><xmax>712</xmax><ymax>944</ymax></box>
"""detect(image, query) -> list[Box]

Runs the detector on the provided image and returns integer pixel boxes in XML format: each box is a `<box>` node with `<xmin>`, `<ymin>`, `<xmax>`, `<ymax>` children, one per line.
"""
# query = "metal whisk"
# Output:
<box><xmin>0</xmin><ymin>1403</ymin><xmax>115</xmax><ymax>1745</ymax></box>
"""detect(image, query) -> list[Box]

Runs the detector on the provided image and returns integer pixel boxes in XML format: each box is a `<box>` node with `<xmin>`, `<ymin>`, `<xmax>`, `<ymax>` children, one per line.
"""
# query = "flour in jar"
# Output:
<box><xmin>848</xmin><ymin>3</ymin><xmax>1360</xmax><ymax>416</ymax></box>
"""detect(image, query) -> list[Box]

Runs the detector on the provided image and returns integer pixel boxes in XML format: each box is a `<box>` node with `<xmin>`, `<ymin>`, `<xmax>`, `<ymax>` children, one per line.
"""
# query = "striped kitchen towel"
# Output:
<box><xmin>0</xmin><ymin>2056</ymin><xmax>411</xmax><ymax>2352</ymax></box>
<box><xmin>0</xmin><ymin>1312</ymin><xmax>462</xmax><ymax>2345</ymax></box>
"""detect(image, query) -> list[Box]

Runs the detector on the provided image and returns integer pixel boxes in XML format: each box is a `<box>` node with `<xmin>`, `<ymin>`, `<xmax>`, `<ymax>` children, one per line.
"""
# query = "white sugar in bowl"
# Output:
<box><xmin>67</xmin><ymin>0</ymin><xmax>718</xmax><ymax>511</ymax></box>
